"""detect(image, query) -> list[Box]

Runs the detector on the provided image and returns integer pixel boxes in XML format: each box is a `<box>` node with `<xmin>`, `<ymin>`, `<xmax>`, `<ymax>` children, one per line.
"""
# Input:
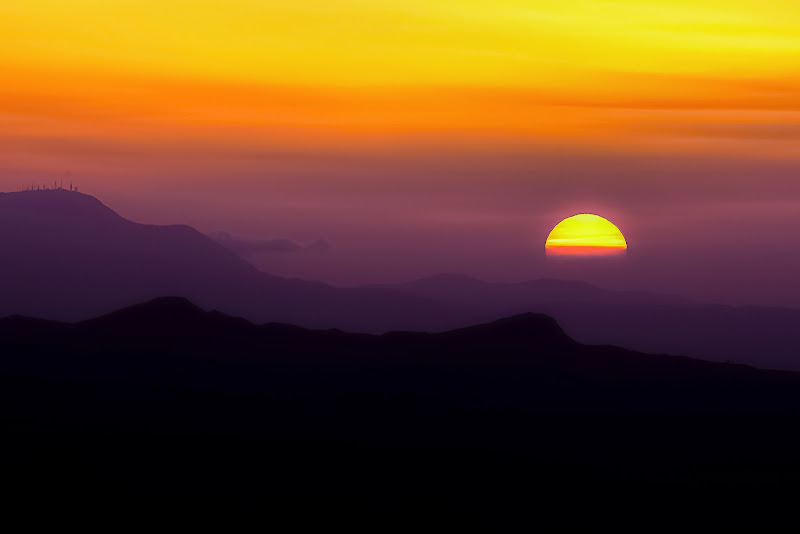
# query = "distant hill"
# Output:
<box><xmin>374</xmin><ymin>273</ymin><xmax>800</xmax><ymax>370</ymax></box>
<box><xmin>0</xmin><ymin>189</ymin><xmax>451</xmax><ymax>331</ymax></box>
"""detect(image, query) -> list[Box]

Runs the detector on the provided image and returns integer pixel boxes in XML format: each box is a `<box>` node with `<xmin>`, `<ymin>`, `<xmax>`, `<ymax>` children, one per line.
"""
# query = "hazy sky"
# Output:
<box><xmin>2</xmin><ymin>1</ymin><xmax>800</xmax><ymax>306</ymax></box>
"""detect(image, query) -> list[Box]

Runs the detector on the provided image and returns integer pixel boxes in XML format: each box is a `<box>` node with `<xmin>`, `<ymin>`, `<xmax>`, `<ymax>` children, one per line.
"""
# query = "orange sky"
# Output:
<box><xmin>2</xmin><ymin>0</ymin><xmax>800</xmax><ymax>166</ymax></box>
<box><xmin>3</xmin><ymin>1</ymin><xmax>800</xmax><ymax>305</ymax></box>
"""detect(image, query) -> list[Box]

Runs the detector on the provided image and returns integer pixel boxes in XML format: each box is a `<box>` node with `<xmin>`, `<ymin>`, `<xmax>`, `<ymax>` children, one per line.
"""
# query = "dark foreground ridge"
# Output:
<box><xmin>3</xmin><ymin>298</ymin><xmax>800</xmax><ymax>529</ymax></box>
<box><xmin>379</xmin><ymin>273</ymin><xmax>800</xmax><ymax>370</ymax></box>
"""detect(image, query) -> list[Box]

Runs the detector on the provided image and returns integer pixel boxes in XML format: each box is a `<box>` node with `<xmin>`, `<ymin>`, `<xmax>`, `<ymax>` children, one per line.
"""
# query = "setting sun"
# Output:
<box><xmin>545</xmin><ymin>214</ymin><xmax>627</xmax><ymax>256</ymax></box>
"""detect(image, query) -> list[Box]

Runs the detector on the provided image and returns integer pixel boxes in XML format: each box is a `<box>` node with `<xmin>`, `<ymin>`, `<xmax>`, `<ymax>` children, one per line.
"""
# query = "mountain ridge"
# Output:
<box><xmin>375</xmin><ymin>272</ymin><xmax>800</xmax><ymax>369</ymax></box>
<box><xmin>0</xmin><ymin>294</ymin><xmax>778</xmax><ymax>377</ymax></box>
<box><xmin>3</xmin><ymin>294</ymin><xmax>800</xmax><ymax>528</ymax></box>
<box><xmin>0</xmin><ymin>189</ymin><xmax>453</xmax><ymax>331</ymax></box>
<box><xmin>4</xmin><ymin>189</ymin><xmax>800</xmax><ymax>370</ymax></box>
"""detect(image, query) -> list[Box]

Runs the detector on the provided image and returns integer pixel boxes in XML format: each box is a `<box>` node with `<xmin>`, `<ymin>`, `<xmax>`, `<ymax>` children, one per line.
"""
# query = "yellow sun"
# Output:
<box><xmin>545</xmin><ymin>214</ymin><xmax>627</xmax><ymax>256</ymax></box>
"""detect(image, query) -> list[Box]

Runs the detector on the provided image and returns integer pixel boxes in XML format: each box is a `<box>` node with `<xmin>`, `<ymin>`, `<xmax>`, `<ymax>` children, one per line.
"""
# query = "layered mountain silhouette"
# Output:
<box><xmin>3</xmin><ymin>189</ymin><xmax>800</xmax><ymax>371</ymax></box>
<box><xmin>376</xmin><ymin>274</ymin><xmax>800</xmax><ymax>369</ymax></box>
<box><xmin>4</xmin><ymin>299</ymin><xmax>800</xmax><ymax>529</ymax></box>
<box><xmin>2</xmin><ymin>296</ymin><xmax>799</xmax><ymax>413</ymax></box>
<box><xmin>0</xmin><ymin>189</ymin><xmax>450</xmax><ymax>331</ymax></box>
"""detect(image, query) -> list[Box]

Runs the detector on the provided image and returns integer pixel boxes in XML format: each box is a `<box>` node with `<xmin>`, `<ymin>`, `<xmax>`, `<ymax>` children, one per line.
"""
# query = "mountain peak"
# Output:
<box><xmin>0</xmin><ymin>189</ymin><xmax>124</xmax><ymax>224</ymax></box>
<box><xmin>437</xmin><ymin>312</ymin><xmax>574</xmax><ymax>352</ymax></box>
<box><xmin>80</xmin><ymin>296</ymin><xmax>207</xmax><ymax>331</ymax></box>
<box><xmin>3</xmin><ymin>188</ymin><xmax>105</xmax><ymax>205</ymax></box>
<box><xmin>482</xmin><ymin>312</ymin><xmax>568</xmax><ymax>338</ymax></box>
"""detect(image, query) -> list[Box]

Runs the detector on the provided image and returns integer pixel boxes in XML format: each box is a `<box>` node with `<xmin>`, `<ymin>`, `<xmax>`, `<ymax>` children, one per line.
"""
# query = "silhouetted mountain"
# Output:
<box><xmin>3</xmin><ymin>300</ymin><xmax>800</xmax><ymax>529</ymax></box>
<box><xmin>376</xmin><ymin>273</ymin><xmax>800</xmax><ymax>370</ymax></box>
<box><xmin>1</xmin><ymin>297</ymin><xmax>798</xmax><ymax>412</ymax></box>
<box><xmin>5</xmin><ymin>190</ymin><xmax>800</xmax><ymax>372</ymax></box>
<box><xmin>0</xmin><ymin>190</ymin><xmax>450</xmax><ymax>331</ymax></box>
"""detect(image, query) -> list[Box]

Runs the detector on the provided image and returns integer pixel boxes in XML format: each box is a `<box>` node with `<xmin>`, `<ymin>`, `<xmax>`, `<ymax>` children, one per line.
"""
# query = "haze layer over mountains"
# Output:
<box><xmin>2</xmin><ymin>189</ymin><xmax>799</xmax><ymax>370</ymax></box>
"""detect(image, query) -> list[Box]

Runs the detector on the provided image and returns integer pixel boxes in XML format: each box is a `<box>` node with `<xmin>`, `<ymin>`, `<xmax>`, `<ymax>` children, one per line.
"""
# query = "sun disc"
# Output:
<box><xmin>545</xmin><ymin>214</ymin><xmax>627</xmax><ymax>257</ymax></box>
